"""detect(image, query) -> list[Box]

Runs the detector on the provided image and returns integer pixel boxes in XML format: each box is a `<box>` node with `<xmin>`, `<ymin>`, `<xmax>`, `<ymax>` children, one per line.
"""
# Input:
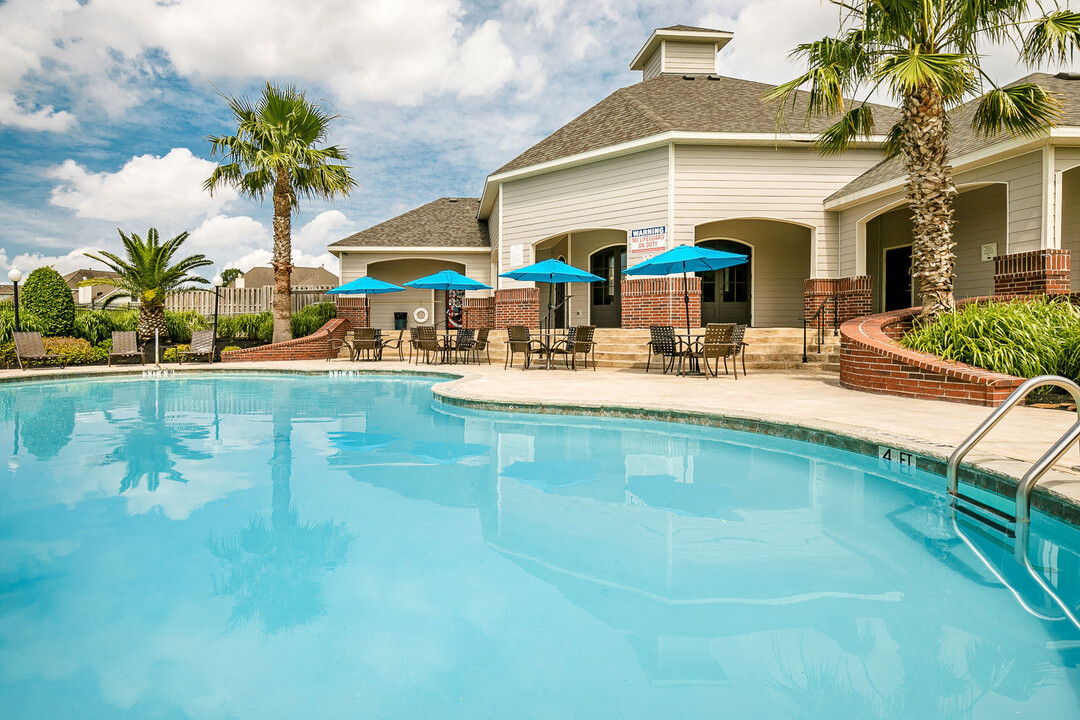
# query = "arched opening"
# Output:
<box><xmin>532</xmin><ymin>229</ymin><xmax>627</xmax><ymax>327</ymax></box>
<box><xmin>694</xmin><ymin>219</ymin><xmax>812</xmax><ymax>327</ymax></box>
<box><xmin>696</xmin><ymin>239</ymin><xmax>752</xmax><ymax>324</ymax></box>
<box><xmin>862</xmin><ymin>183</ymin><xmax>1007</xmax><ymax>312</ymax></box>
<box><xmin>589</xmin><ymin>244</ymin><xmax>627</xmax><ymax>328</ymax></box>
<box><xmin>366</xmin><ymin>258</ymin><xmax>466</xmax><ymax>329</ymax></box>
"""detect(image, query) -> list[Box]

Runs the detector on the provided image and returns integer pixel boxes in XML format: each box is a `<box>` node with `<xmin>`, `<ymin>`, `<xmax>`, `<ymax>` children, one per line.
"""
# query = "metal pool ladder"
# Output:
<box><xmin>947</xmin><ymin>375</ymin><xmax>1080</xmax><ymax>533</ymax></box>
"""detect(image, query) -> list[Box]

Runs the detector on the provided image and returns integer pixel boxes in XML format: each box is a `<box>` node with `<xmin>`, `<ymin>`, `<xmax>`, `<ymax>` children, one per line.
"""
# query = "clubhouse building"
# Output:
<box><xmin>329</xmin><ymin>25</ymin><xmax>1080</xmax><ymax>330</ymax></box>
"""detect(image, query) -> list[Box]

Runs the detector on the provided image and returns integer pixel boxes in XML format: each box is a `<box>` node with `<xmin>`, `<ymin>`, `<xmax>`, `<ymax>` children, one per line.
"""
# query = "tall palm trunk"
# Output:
<box><xmin>139</xmin><ymin>303</ymin><xmax>167</xmax><ymax>344</ymax></box>
<box><xmin>271</xmin><ymin>168</ymin><xmax>294</xmax><ymax>343</ymax></box>
<box><xmin>902</xmin><ymin>83</ymin><xmax>956</xmax><ymax>318</ymax></box>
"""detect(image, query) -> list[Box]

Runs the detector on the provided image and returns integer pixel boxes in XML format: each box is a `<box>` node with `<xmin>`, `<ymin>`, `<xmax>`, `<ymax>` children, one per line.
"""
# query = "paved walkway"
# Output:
<box><xmin>4</xmin><ymin>359</ymin><xmax>1078</xmax><ymax>507</ymax></box>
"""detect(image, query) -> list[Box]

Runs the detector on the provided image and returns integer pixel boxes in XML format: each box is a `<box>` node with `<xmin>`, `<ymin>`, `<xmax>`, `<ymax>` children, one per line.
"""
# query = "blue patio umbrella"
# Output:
<box><xmin>500</xmin><ymin>258</ymin><xmax>603</xmax><ymax>359</ymax></box>
<box><xmin>404</xmin><ymin>270</ymin><xmax>492</xmax><ymax>342</ymax></box>
<box><xmin>326</xmin><ymin>277</ymin><xmax>405</xmax><ymax>295</ymax></box>
<box><xmin>623</xmin><ymin>245</ymin><xmax>748</xmax><ymax>374</ymax></box>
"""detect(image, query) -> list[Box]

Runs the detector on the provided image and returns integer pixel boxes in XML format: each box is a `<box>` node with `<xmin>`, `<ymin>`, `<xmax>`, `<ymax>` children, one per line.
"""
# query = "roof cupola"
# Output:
<box><xmin>630</xmin><ymin>25</ymin><xmax>733</xmax><ymax>81</ymax></box>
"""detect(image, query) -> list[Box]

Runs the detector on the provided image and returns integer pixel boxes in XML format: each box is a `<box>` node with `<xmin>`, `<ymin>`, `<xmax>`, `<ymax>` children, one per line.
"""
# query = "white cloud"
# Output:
<box><xmin>0</xmin><ymin>246</ymin><xmax>103</xmax><ymax>277</ymax></box>
<box><xmin>0</xmin><ymin>92</ymin><xmax>76</xmax><ymax>132</ymax></box>
<box><xmin>188</xmin><ymin>214</ymin><xmax>269</xmax><ymax>252</ymax></box>
<box><xmin>294</xmin><ymin>210</ymin><xmax>354</xmax><ymax>254</ymax></box>
<box><xmin>47</xmin><ymin>148</ymin><xmax>236</xmax><ymax>224</ymax></box>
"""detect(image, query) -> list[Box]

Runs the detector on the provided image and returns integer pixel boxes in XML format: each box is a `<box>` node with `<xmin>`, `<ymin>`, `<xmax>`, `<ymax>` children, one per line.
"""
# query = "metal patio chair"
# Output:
<box><xmin>645</xmin><ymin>325</ymin><xmax>684</xmax><ymax>374</ymax></box>
<box><xmin>109</xmin><ymin>331</ymin><xmax>144</xmax><ymax>366</ymax></box>
<box><xmin>13</xmin><ymin>332</ymin><xmax>64</xmax><ymax>370</ymax></box>
<box><xmin>504</xmin><ymin>325</ymin><xmax>545</xmax><ymax>370</ymax></box>
<box><xmin>690</xmin><ymin>323</ymin><xmax>737</xmax><ymax>379</ymax></box>
<box><xmin>550</xmin><ymin>325</ymin><xmax>596</xmax><ymax>371</ymax></box>
<box><xmin>178</xmin><ymin>330</ymin><xmax>215</xmax><ymax>365</ymax></box>
<box><xmin>380</xmin><ymin>328</ymin><xmax>406</xmax><ymax>362</ymax></box>
<box><xmin>416</xmin><ymin>326</ymin><xmax>442</xmax><ymax>364</ymax></box>
<box><xmin>732</xmin><ymin>324</ymin><xmax>749</xmax><ymax>377</ymax></box>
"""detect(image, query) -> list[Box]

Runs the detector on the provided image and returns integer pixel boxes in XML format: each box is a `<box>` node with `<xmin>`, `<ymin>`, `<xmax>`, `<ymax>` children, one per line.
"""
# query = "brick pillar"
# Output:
<box><xmin>334</xmin><ymin>296</ymin><xmax>369</xmax><ymax>329</ymax></box>
<box><xmin>994</xmin><ymin>249</ymin><xmax>1071</xmax><ymax>296</ymax></box>
<box><xmin>494</xmin><ymin>288</ymin><xmax>539</xmax><ymax>328</ymax></box>
<box><xmin>463</xmin><ymin>296</ymin><xmax>495</xmax><ymax>328</ymax></box>
<box><xmin>621</xmin><ymin>276</ymin><xmax>701</xmax><ymax>328</ymax></box>
<box><xmin>805</xmin><ymin>276</ymin><xmax>873</xmax><ymax>325</ymax></box>
<box><xmin>836</xmin><ymin>276</ymin><xmax>873</xmax><ymax>321</ymax></box>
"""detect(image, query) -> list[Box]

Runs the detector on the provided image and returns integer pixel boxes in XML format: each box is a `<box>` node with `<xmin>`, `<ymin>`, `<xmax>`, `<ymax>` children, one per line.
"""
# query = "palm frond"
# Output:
<box><xmin>972</xmin><ymin>84</ymin><xmax>1062</xmax><ymax>138</ymax></box>
<box><xmin>815</xmin><ymin>104</ymin><xmax>878</xmax><ymax>155</ymax></box>
<box><xmin>1023</xmin><ymin>10</ymin><xmax>1080</xmax><ymax>65</ymax></box>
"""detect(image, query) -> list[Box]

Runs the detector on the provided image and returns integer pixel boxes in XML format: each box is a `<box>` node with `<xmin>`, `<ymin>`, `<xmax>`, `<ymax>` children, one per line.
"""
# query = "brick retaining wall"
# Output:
<box><xmin>221</xmin><ymin>318</ymin><xmax>348</xmax><ymax>362</ymax></box>
<box><xmin>334</xmin><ymin>297</ymin><xmax>369</xmax><ymax>327</ymax></box>
<box><xmin>994</xmin><ymin>249</ymin><xmax>1070</xmax><ymax>296</ymax></box>
<box><xmin>805</xmin><ymin>276</ymin><xmax>873</xmax><ymax>326</ymax></box>
<box><xmin>621</xmin><ymin>276</ymin><xmax>701</xmax><ymax>328</ymax></box>
<box><xmin>839</xmin><ymin>307</ymin><xmax>1024</xmax><ymax>406</ymax></box>
<box><xmin>463</xmin><ymin>296</ymin><xmax>495</xmax><ymax>329</ymax></box>
<box><xmin>495</xmin><ymin>288</ymin><xmax>539</xmax><ymax>328</ymax></box>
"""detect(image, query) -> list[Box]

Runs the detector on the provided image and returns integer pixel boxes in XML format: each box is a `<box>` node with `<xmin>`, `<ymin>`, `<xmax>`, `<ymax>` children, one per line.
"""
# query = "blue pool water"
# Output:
<box><xmin>1</xmin><ymin>374</ymin><xmax>1079</xmax><ymax>719</ymax></box>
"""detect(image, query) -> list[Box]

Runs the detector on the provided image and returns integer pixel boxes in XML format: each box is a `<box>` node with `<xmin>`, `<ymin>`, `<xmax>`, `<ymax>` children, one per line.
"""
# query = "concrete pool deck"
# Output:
<box><xmin>3</xmin><ymin>359</ymin><xmax>1079</xmax><ymax>517</ymax></box>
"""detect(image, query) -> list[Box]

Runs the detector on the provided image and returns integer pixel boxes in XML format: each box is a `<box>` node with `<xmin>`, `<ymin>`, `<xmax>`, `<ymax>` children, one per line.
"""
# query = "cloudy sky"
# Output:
<box><xmin>0</xmin><ymin>0</ymin><xmax>1054</xmax><ymax>278</ymax></box>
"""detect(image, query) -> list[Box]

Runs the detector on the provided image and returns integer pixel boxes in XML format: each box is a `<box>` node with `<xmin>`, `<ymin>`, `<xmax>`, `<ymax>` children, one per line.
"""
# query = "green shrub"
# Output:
<box><xmin>74</xmin><ymin>310</ymin><xmax>114</xmax><ymax>345</ymax></box>
<box><xmin>901</xmin><ymin>297</ymin><xmax>1080</xmax><ymax>383</ymax></box>
<box><xmin>217</xmin><ymin>312</ymin><xmax>273</xmax><ymax>341</ymax></box>
<box><xmin>21</xmin><ymin>267</ymin><xmax>76</xmax><ymax>337</ymax></box>
<box><xmin>291</xmin><ymin>302</ymin><xmax>336</xmax><ymax>338</ymax></box>
<box><xmin>43</xmin><ymin>337</ymin><xmax>108</xmax><ymax>365</ymax></box>
<box><xmin>163</xmin><ymin>344</ymin><xmax>189</xmax><ymax>363</ymax></box>
<box><xmin>164</xmin><ymin>311</ymin><xmax>209</xmax><ymax>343</ymax></box>
<box><xmin>0</xmin><ymin>310</ymin><xmax>46</xmax><ymax>344</ymax></box>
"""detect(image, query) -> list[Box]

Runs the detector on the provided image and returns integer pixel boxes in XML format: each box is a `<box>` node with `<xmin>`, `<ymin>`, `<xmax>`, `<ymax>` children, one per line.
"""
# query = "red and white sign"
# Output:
<box><xmin>629</xmin><ymin>226</ymin><xmax>666</xmax><ymax>254</ymax></box>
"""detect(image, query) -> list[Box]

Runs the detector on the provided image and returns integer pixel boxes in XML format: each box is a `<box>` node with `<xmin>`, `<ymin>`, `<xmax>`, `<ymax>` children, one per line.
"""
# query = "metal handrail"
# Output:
<box><xmin>947</xmin><ymin>375</ymin><xmax>1080</xmax><ymax>524</ymax></box>
<box><xmin>802</xmin><ymin>294</ymin><xmax>838</xmax><ymax>363</ymax></box>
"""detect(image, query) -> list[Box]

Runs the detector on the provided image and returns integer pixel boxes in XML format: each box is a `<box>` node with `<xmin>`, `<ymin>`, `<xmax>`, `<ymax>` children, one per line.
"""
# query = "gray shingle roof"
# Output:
<box><xmin>242</xmin><ymin>266</ymin><xmax>338</xmax><ymax>287</ymax></box>
<box><xmin>329</xmin><ymin>197</ymin><xmax>489</xmax><ymax>249</ymax></box>
<box><xmin>658</xmin><ymin>24</ymin><xmax>727</xmax><ymax>33</ymax></box>
<box><xmin>495</xmin><ymin>74</ymin><xmax>899</xmax><ymax>174</ymax></box>
<box><xmin>828</xmin><ymin>72</ymin><xmax>1080</xmax><ymax>202</ymax></box>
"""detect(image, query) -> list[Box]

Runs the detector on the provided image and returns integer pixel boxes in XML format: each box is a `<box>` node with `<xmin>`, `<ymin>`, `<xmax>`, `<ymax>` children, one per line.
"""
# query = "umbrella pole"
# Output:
<box><xmin>683</xmin><ymin>269</ymin><xmax>692</xmax><ymax>376</ymax></box>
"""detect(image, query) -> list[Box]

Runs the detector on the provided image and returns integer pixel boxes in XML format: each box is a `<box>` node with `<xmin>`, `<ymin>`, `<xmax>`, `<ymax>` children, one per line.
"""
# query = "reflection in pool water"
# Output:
<box><xmin>0</xmin><ymin>374</ymin><xmax>1078</xmax><ymax>719</ymax></box>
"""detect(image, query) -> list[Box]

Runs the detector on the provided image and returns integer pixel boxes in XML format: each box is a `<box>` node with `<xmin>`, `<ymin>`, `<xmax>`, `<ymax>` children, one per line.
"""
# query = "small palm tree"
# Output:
<box><xmin>769</xmin><ymin>2</ymin><xmax>1080</xmax><ymax>318</ymax></box>
<box><xmin>83</xmin><ymin>228</ymin><xmax>212</xmax><ymax>341</ymax></box>
<box><xmin>204</xmin><ymin>82</ymin><xmax>357</xmax><ymax>343</ymax></box>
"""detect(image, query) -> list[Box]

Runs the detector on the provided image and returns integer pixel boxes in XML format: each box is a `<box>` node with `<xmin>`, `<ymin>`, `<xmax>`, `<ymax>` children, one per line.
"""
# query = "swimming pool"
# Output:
<box><xmin>0</xmin><ymin>373</ymin><xmax>1078</xmax><ymax>718</ymax></box>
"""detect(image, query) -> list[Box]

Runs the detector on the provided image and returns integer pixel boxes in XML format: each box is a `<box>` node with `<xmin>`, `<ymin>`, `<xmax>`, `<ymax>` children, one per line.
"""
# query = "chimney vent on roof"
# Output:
<box><xmin>1055</xmin><ymin>72</ymin><xmax>1080</xmax><ymax>80</ymax></box>
<box><xmin>448</xmin><ymin>198</ymin><xmax>459</xmax><ymax>202</ymax></box>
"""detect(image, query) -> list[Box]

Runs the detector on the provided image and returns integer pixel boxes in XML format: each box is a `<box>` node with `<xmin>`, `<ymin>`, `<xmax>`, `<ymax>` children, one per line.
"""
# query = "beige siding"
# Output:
<box><xmin>500</xmin><ymin>146</ymin><xmax>668</xmax><ymax>289</ymax></box>
<box><xmin>489</xmin><ymin>187</ymin><xmax>502</xmax><ymax>279</ymax></box>
<box><xmin>1061</xmin><ymin>166</ymin><xmax>1080</xmax><ymax>289</ymax></box>
<box><xmin>338</xmin><ymin>251</ymin><xmax>490</xmax><ymax>329</ymax></box>
<box><xmin>673</xmin><ymin>144</ymin><xmax>882</xmax><ymax>279</ymax></box>
<box><xmin>695</xmin><ymin>219</ymin><xmax>810</xmax><ymax>327</ymax></box>
<box><xmin>952</xmin><ymin>185</ymin><xmax>1005</xmax><ymax>298</ymax></box>
<box><xmin>661</xmin><ymin>41</ymin><xmax>715</xmax><ymax>75</ymax></box>
<box><xmin>838</xmin><ymin>150</ymin><xmax>1045</xmax><ymax>276</ymax></box>
<box><xmin>642</xmin><ymin>45</ymin><xmax>663</xmax><ymax>80</ymax></box>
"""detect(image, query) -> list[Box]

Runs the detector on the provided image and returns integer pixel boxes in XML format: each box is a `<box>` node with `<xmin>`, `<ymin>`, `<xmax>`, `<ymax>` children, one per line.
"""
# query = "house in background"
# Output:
<box><xmin>330</xmin><ymin>24</ymin><xmax>1080</xmax><ymax>330</ymax></box>
<box><xmin>235</xmin><ymin>265</ymin><xmax>338</xmax><ymax>289</ymax></box>
<box><xmin>63</xmin><ymin>269</ymin><xmax>125</xmax><ymax>306</ymax></box>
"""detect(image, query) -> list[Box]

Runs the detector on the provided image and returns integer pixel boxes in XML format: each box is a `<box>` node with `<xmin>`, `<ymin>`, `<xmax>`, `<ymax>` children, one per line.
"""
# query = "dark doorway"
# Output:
<box><xmin>884</xmin><ymin>245</ymin><xmax>914</xmax><ymax>311</ymax></box>
<box><xmin>696</xmin><ymin>239</ymin><xmax>751</xmax><ymax>325</ymax></box>
<box><xmin>590</xmin><ymin>245</ymin><xmax>626</xmax><ymax>328</ymax></box>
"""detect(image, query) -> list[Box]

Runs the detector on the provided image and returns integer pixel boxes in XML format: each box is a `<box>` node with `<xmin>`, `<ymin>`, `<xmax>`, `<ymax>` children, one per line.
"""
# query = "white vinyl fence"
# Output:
<box><xmin>165</xmin><ymin>286</ymin><xmax>334</xmax><ymax>315</ymax></box>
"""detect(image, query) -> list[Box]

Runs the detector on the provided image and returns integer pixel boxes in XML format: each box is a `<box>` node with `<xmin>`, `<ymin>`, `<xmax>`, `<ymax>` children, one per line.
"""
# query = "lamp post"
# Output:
<box><xmin>7</xmin><ymin>268</ymin><xmax>22</xmax><ymax>332</ymax></box>
<box><xmin>212</xmin><ymin>273</ymin><xmax>223</xmax><ymax>360</ymax></box>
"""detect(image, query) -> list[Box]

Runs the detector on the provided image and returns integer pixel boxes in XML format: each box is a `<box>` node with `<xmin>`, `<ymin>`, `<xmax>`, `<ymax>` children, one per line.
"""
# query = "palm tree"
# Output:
<box><xmin>204</xmin><ymin>82</ymin><xmax>357</xmax><ymax>343</ymax></box>
<box><xmin>769</xmin><ymin>2</ymin><xmax>1080</xmax><ymax>318</ymax></box>
<box><xmin>84</xmin><ymin>228</ymin><xmax>212</xmax><ymax>341</ymax></box>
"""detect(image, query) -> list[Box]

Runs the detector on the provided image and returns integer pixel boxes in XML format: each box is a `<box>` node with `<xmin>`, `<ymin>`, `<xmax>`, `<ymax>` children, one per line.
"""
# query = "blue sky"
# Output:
<box><xmin>0</xmin><ymin>0</ymin><xmax>1048</xmax><ymax>277</ymax></box>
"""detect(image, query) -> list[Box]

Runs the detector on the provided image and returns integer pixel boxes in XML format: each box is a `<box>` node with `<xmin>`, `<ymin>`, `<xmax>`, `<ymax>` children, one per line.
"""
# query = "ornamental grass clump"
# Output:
<box><xmin>901</xmin><ymin>297</ymin><xmax>1080</xmax><ymax>381</ymax></box>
